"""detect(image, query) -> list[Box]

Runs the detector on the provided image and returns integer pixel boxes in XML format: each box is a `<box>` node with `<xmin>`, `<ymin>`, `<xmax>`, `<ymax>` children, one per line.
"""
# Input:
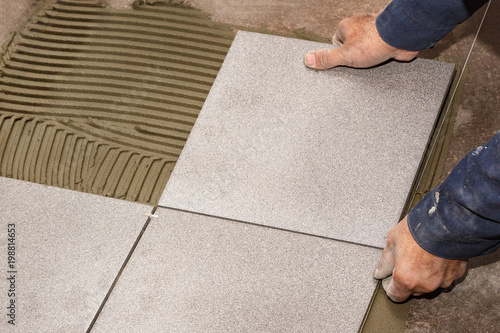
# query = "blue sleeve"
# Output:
<box><xmin>376</xmin><ymin>0</ymin><xmax>488</xmax><ymax>51</ymax></box>
<box><xmin>408</xmin><ymin>132</ymin><xmax>500</xmax><ymax>259</ymax></box>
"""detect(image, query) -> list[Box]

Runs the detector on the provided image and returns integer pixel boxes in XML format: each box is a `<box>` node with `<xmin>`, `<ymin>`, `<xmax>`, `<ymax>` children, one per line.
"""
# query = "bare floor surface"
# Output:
<box><xmin>0</xmin><ymin>0</ymin><xmax>45</xmax><ymax>46</ymax></box>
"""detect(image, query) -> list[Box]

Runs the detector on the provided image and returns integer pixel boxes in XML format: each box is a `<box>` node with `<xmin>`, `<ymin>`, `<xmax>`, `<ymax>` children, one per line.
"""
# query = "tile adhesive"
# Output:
<box><xmin>0</xmin><ymin>0</ymin><xmax>235</xmax><ymax>204</ymax></box>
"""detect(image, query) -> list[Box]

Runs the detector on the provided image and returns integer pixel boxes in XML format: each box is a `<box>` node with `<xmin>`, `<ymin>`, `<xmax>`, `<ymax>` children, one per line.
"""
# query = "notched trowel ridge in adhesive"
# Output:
<box><xmin>0</xmin><ymin>0</ymin><xmax>235</xmax><ymax>204</ymax></box>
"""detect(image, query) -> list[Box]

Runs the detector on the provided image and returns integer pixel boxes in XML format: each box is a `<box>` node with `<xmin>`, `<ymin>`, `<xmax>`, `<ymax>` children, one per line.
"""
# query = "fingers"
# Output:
<box><xmin>304</xmin><ymin>47</ymin><xmax>346</xmax><ymax>70</ymax></box>
<box><xmin>393</xmin><ymin>49</ymin><xmax>419</xmax><ymax>62</ymax></box>
<box><xmin>373</xmin><ymin>229</ymin><xmax>397</xmax><ymax>279</ymax></box>
<box><xmin>332</xmin><ymin>30</ymin><xmax>344</xmax><ymax>46</ymax></box>
<box><xmin>382</xmin><ymin>257</ymin><xmax>469</xmax><ymax>302</ymax></box>
<box><xmin>375</xmin><ymin>216</ymin><xmax>469</xmax><ymax>302</ymax></box>
<box><xmin>441</xmin><ymin>259</ymin><xmax>468</xmax><ymax>288</ymax></box>
<box><xmin>303</xmin><ymin>19</ymin><xmax>347</xmax><ymax>69</ymax></box>
<box><xmin>456</xmin><ymin>259</ymin><xmax>468</xmax><ymax>279</ymax></box>
<box><xmin>381</xmin><ymin>276</ymin><xmax>412</xmax><ymax>303</ymax></box>
<box><xmin>373</xmin><ymin>247</ymin><xmax>395</xmax><ymax>279</ymax></box>
<box><xmin>304</xmin><ymin>13</ymin><xmax>419</xmax><ymax>70</ymax></box>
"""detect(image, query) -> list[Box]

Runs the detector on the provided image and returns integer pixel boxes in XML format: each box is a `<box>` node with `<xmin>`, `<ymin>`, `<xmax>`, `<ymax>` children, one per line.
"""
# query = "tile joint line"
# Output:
<box><xmin>85</xmin><ymin>205</ymin><xmax>158</xmax><ymax>332</ymax></box>
<box><xmin>161</xmin><ymin>205</ymin><xmax>384</xmax><ymax>251</ymax></box>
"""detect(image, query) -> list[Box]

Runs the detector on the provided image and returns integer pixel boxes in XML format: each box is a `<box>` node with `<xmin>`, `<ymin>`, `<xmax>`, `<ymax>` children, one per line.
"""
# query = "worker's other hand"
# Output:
<box><xmin>373</xmin><ymin>216</ymin><xmax>468</xmax><ymax>302</ymax></box>
<box><xmin>304</xmin><ymin>14</ymin><xmax>418</xmax><ymax>69</ymax></box>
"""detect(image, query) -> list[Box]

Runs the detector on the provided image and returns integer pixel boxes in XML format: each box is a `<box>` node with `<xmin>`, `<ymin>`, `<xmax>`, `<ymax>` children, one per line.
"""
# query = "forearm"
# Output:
<box><xmin>408</xmin><ymin>132</ymin><xmax>500</xmax><ymax>259</ymax></box>
<box><xmin>376</xmin><ymin>0</ymin><xmax>488</xmax><ymax>51</ymax></box>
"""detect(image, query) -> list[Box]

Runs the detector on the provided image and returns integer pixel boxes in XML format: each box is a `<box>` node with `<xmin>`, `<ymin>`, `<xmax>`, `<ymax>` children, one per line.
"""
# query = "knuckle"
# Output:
<box><xmin>385</xmin><ymin>230</ymin><xmax>397</xmax><ymax>247</ymax></box>
<box><xmin>420</xmin><ymin>280</ymin><xmax>441</xmax><ymax>293</ymax></box>
<box><xmin>338</xmin><ymin>17</ymin><xmax>350</xmax><ymax>29</ymax></box>
<box><xmin>444</xmin><ymin>260</ymin><xmax>468</xmax><ymax>283</ymax></box>
<box><xmin>319</xmin><ymin>50</ymin><xmax>334</xmax><ymax>68</ymax></box>
<box><xmin>332</xmin><ymin>31</ymin><xmax>343</xmax><ymax>46</ymax></box>
<box><xmin>343</xmin><ymin>56</ymin><xmax>355</xmax><ymax>68</ymax></box>
<box><xmin>458</xmin><ymin>260</ymin><xmax>468</xmax><ymax>276</ymax></box>
<box><xmin>392</xmin><ymin>270</ymin><xmax>416</xmax><ymax>290</ymax></box>
<box><xmin>440</xmin><ymin>279</ymin><xmax>454</xmax><ymax>289</ymax></box>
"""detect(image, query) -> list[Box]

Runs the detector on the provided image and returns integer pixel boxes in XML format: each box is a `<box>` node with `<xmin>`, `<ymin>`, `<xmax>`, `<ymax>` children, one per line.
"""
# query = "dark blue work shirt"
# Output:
<box><xmin>376</xmin><ymin>0</ymin><xmax>488</xmax><ymax>51</ymax></box>
<box><xmin>377</xmin><ymin>0</ymin><xmax>499</xmax><ymax>259</ymax></box>
<box><xmin>409</xmin><ymin>132</ymin><xmax>500</xmax><ymax>259</ymax></box>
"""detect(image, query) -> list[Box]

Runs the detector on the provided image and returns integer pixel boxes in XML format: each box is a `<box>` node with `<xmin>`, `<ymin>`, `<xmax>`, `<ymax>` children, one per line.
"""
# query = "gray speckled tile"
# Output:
<box><xmin>0</xmin><ymin>177</ymin><xmax>151</xmax><ymax>332</ymax></box>
<box><xmin>159</xmin><ymin>31</ymin><xmax>455</xmax><ymax>248</ymax></box>
<box><xmin>92</xmin><ymin>207</ymin><xmax>381</xmax><ymax>332</ymax></box>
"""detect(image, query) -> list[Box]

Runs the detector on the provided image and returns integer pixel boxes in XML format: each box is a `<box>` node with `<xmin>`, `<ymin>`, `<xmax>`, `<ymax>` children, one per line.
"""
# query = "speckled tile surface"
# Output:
<box><xmin>159</xmin><ymin>31</ymin><xmax>455</xmax><ymax>248</ymax></box>
<box><xmin>0</xmin><ymin>177</ymin><xmax>151</xmax><ymax>332</ymax></box>
<box><xmin>92</xmin><ymin>208</ymin><xmax>381</xmax><ymax>332</ymax></box>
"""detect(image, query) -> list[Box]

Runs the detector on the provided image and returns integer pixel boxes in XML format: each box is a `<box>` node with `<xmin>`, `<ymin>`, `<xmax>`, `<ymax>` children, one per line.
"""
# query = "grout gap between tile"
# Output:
<box><xmin>86</xmin><ymin>205</ymin><xmax>158</xmax><ymax>332</ymax></box>
<box><xmin>161</xmin><ymin>206</ymin><xmax>385</xmax><ymax>251</ymax></box>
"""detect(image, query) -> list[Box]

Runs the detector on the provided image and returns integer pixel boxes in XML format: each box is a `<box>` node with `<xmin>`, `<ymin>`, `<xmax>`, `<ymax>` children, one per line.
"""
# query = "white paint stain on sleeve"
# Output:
<box><xmin>472</xmin><ymin>145</ymin><xmax>484</xmax><ymax>156</ymax></box>
<box><xmin>428</xmin><ymin>191</ymin><xmax>440</xmax><ymax>215</ymax></box>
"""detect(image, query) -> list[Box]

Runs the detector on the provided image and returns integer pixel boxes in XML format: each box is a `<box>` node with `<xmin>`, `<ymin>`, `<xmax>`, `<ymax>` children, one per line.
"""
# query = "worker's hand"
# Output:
<box><xmin>374</xmin><ymin>216</ymin><xmax>468</xmax><ymax>302</ymax></box>
<box><xmin>304</xmin><ymin>13</ymin><xmax>418</xmax><ymax>69</ymax></box>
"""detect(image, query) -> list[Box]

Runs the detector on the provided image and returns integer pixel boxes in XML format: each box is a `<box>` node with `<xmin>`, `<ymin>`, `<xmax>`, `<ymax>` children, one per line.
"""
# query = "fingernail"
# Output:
<box><xmin>332</xmin><ymin>33</ymin><xmax>342</xmax><ymax>46</ymax></box>
<box><xmin>305</xmin><ymin>53</ymin><xmax>315</xmax><ymax>67</ymax></box>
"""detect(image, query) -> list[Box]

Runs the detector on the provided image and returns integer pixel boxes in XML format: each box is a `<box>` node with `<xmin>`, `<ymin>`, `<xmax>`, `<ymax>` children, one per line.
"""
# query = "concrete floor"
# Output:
<box><xmin>1</xmin><ymin>0</ymin><xmax>499</xmax><ymax>331</ymax></box>
<box><xmin>0</xmin><ymin>0</ymin><xmax>45</xmax><ymax>46</ymax></box>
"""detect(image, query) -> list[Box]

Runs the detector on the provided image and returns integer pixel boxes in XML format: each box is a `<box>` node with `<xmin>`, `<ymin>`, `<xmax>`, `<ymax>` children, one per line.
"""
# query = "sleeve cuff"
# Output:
<box><xmin>376</xmin><ymin>0</ymin><xmax>482</xmax><ymax>51</ymax></box>
<box><xmin>407</xmin><ymin>132</ymin><xmax>500</xmax><ymax>259</ymax></box>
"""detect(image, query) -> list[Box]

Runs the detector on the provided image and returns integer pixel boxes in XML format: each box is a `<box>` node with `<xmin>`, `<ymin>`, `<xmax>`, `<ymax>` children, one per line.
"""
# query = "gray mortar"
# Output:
<box><xmin>0</xmin><ymin>0</ymin><xmax>235</xmax><ymax>204</ymax></box>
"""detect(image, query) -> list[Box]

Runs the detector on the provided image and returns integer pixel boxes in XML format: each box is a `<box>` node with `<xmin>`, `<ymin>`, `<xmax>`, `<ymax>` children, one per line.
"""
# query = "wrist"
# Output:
<box><xmin>374</xmin><ymin>13</ymin><xmax>419</xmax><ymax>61</ymax></box>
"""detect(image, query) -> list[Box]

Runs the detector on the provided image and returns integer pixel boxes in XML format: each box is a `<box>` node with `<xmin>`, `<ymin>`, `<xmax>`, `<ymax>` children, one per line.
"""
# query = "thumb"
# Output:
<box><xmin>381</xmin><ymin>276</ymin><xmax>400</xmax><ymax>302</ymax></box>
<box><xmin>373</xmin><ymin>246</ymin><xmax>395</xmax><ymax>279</ymax></box>
<box><xmin>304</xmin><ymin>47</ymin><xmax>346</xmax><ymax>70</ymax></box>
<box><xmin>381</xmin><ymin>275</ymin><xmax>412</xmax><ymax>303</ymax></box>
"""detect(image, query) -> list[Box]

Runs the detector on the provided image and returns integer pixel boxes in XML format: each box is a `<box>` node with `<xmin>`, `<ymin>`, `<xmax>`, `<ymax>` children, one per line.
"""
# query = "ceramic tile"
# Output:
<box><xmin>159</xmin><ymin>31</ymin><xmax>455</xmax><ymax>248</ymax></box>
<box><xmin>92</xmin><ymin>208</ymin><xmax>381</xmax><ymax>332</ymax></box>
<box><xmin>0</xmin><ymin>177</ymin><xmax>152</xmax><ymax>332</ymax></box>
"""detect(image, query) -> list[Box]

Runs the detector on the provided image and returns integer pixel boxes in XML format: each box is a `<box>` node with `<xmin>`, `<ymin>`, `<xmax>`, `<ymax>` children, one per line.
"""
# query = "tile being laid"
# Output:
<box><xmin>159</xmin><ymin>31</ymin><xmax>455</xmax><ymax>248</ymax></box>
<box><xmin>0</xmin><ymin>177</ymin><xmax>152</xmax><ymax>332</ymax></box>
<box><xmin>92</xmin><ymin>207</ymin><xmax>381</xmax><ymax>333</ymax></box>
